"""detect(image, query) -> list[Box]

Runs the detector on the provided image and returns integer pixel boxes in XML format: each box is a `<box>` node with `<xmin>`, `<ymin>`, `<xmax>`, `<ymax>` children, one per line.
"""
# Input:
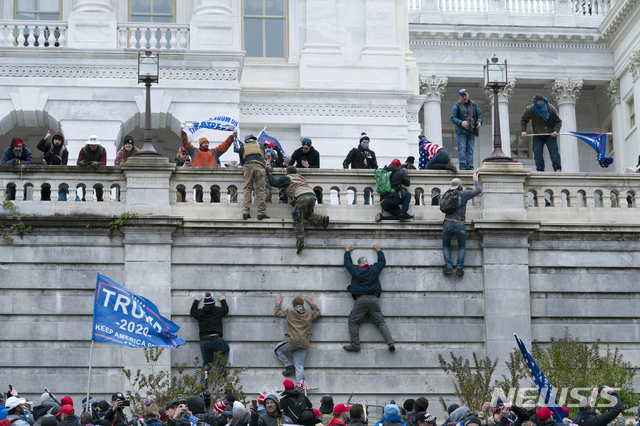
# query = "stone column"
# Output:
<box><xmin>190</xmin><ymin>0</ymin><xmax>239</xmax><ymax>51</ymax></box>
<box><xmin>193</xmin><ymin>0</ymin><xmax>232</xmax><ymax>14</ymax></box>
<box><xmin>304</xmin><ymin>0</ymin><xmax>339</xmax><ymax>49</ymax></box>
<box><xmin>551</xmin><ymin>78</ymin><xmax>583</xmax><ymax>173</ymax></box>
<box><xmin>606</xmin><ymin>80</ymin><xmax>625</xmax><ymax>173</ymax></box>
<box><xmin>362</xmin><ymin>0</ymin><xmax>401</xmax><ymax>55</ymax></box>
<box><xmin>73</xmin><ymin>0</ymin><xmax>112</xmax><ymax>12</ymax></box>
<box><xmin>628</xmin><ymin>53</ymin><xmax>640</xmax><ymax>167</ymax></box>
<box><xmin>67</xmin><ymin>0</ymin><xmax>116</xmax><ymax>48</ymax></box>
<box><xmin>484</xmin><ymin>79</ymin><xmax>516</xmax><ymax>158</ymax></box>
<box><xmin>419</xmin><ymin>75</ymin><xmax>448</xmax><ymax>145</ymax></box>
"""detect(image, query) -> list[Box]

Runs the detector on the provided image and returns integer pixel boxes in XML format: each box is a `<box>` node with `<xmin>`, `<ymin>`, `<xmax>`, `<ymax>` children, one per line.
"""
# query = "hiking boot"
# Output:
<box><xmin>443</xmin><ymin>267</ymin><xmax>454</xmax><ymax>275</ymax></box>
<box><xmin>375</xmin><ymin>213</ymin><xmax>382</xmax><ymax>222</ymax></box>
<box><xmin>399</xmin><ymin>212</ymin><xmax>413</xmax><ymax>220</ymax></box>
<box><xmin>456</xmin><ymin>268</ymin><xmax>464</xmax><ymax>277</ymax></box>
<box><xmin>343</xmin><ymin>345</ymin><xmax>361</xmax><ymax>352</ymax></box>
<box><xmin>296</xmin><ymin>243</ymin><xmax>307</xmax><ymax>255</ymax></box>
<box><xmin>282</xmin><ymin>365</ymin><xmax>295</xmax><ymax>377</ymax></box>
<box><xmin>388</xmin><ymin>343</ymin><xmax>396</xmax><ymax>352</ymax></box>
<box><xmin>322</xmin><ymin>215</ymin><xmax>330</xmax><ymax>229</ymax></box>
<box><xmin>242</xmin><ymin>213</ymin><xmax>251</xmax><ymax>220</ymax></box>
<box><xmin>257</xmin><ymin>214</ymin><xmax>270</xmax><ymax>220</ymax></box>
<box><xmin>445</xmin><ymin>163</ymin><xmax>457</xmax><ymax>173</ymax></box>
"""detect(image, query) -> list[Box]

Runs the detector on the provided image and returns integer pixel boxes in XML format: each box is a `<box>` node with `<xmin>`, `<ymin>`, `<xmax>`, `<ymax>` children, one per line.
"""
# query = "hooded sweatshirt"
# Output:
<box><xmin>2</xmin><ymin>137</ymin><xmax>34</xmax><ymax>165</ymax></box>
<box><xmin>186</xmin><ymin>396</ymin><xmax>224</xmax><ymax>426</ymax></box>
<box><xmin>190</xmin><ymin>299</ymin><xmax>229</xmax><ymax>339</ymax></box>
<box><xmin>250</xmin><ymin>394</ymin><xmax>293</xmax><ymax>426</ymax></box>
<box><xmin>231</xmin><ymin>407</ymin><xmax>251</xmax><ymax>426</ymax></box>
<box><xmin>37</xmin><ymin>132</ymin><xmax>68</xmax><ymax>165</ymax></box>
<box><xmin>274</xmin><ymin>301</ymin><xmax>321</xmax><ymax>348</ymax></box>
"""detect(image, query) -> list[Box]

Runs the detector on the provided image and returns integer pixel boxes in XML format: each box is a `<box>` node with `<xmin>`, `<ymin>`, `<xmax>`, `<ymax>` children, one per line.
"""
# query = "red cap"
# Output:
<box><xmin>258</xmin><ymin>393</ymin><xmax>266</xmax><ymax>405</ymax></box>
<box><xmin>391</xmin><ymin>159</ymin><xmax>401</xmax><ymax>167</ymax></box>
<box><xmin>536</xmin><ymin>408</ymin><xmax>552</xmax><ymax>423</ymax></box>
<box><xmin>283</xmin><ymin>380</ymin><xmax>295</xmax><ymax>390</ymax></box>
<box><xmin>334</xmin><ymin>404</ymin><xmax>351</xmax><ymax>415</ymax></box>
<box><xmin>61</xmin><ymin>397</ymin><xmax>73</xmax><ymax>407</ymax></box>
<box><xmin>60</xmin><ymin>405</ymin><xmax>74</xmax><ymax>415</ymax></box>
<box><xmin>313</xmin><ymin>409</ymin><xmax>322</xmax><ymax>418</ymax></box>
<box><xmin>561</xmin><ymin>407</ymin><xmax>569</xmax><ymax>417</ymax></box>
<box><xmin>179</xmin><ymin>147</ymin><xmax>186</xmax><ymax>152</ymax></box>
<box><xmin>264</xmin><ymin>142</ymin><xmax>275</xmax><ymax>148</ymax></box>
<box><xmin>13</xmin><ymin>139</ymin><xmax>23</xmax><ymax>148</ymax></box>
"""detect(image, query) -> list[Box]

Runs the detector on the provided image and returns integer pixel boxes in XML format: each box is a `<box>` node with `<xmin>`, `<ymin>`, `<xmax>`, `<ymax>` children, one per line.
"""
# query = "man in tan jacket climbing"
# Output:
<box><xmin>274</xmin><ymin>296</ymin><xmax>321</xmax><ymax>385</ymax></box>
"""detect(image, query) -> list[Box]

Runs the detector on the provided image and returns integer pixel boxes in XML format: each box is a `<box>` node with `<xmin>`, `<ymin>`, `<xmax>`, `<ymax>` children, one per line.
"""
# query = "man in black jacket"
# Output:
<box><xmin>343</xmin><ymin>133</ymin><xmax>378</xmax><ymax>205</ymax></box>
<box><xmin>573</xmin><ymin>386</ymin><xmax>622</xmax><ymax>426</ymax></box>
<box><xmin>376</xmin><ymin>159</ymin><xmax>412</xmax><ymax>221</ymax></box>
<box><xmin>280</xmin><ymin>380</ymin><xmax>313</xmax><ymax>423</ymax></box>
<box><xmin>190</xmin><ymin>292</ymin><xmax>230</xmax><ymax>385</ymax></box>
<box><xmin>186</xmin><ymin>396</ymin><xmax>226</xmax><ymax>426</ymax></box>
<box><xmin>288</xmin><ymin>138</ymin><xmax>320</xmax><ymax>169</ymax></box>
<box><xmin>103</xmin><ymin>393</ymin><xmax>128</xmax><ymax>426</ymax></box>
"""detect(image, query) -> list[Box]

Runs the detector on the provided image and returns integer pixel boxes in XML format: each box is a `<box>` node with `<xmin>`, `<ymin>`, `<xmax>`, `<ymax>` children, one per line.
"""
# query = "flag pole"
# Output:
<box><xmin>526</xmin><ymin>132</ymin><xmax>612</xmax><ymax>137</ymax></box>
<box><xmin>85</xmin><ymin>339</ymin><xmax>94</xmax><ymax>413</ymax></box>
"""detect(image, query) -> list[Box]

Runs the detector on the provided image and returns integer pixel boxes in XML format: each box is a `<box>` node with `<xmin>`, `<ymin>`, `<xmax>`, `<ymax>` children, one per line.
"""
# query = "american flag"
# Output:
<box><xmin>297</xmin><ymin>379</ymin><xmax>310</xmax><ymax>393</ymax></box>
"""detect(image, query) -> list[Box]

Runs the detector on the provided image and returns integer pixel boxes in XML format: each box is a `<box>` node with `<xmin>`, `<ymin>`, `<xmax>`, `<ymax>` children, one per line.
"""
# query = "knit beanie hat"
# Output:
<box><xmin>413</xmin><ymin>397</ymin><xmax>429</xmax><ymax>413</ymax></box>
<box><xmin>124</xmin><ymin>135</ymin><xmax>135</xmax><ymax>146</ymax></box>
<box><xmin>283</xmin><ymin>380</ymin><xmax>295</xmax><ymax>390</ymax></box>
<box><xmin>258</xmin><ymin>393</ymin><xmax>266</xmax><ymax>405</ymax></box>
<box><xmin>464</xmin><ymin>417</ymin><xmax>482</xmax><ymax>426</ymax></box>
<box><xmin>292</xmin><ymin>297</ymin><xmax>304</xmax><ymax>306</ymax></box>
<box><xmin>403</xmin><ymin>400</ymin><xmax>415</xmax><ymax>412</ymax></box>
<box><xmin>61</xmin><ymin>397</ymin><xmax>73</xmax><ymax>407</ymax></box>
<box><xmin>203</xmin><ymin>292</ymin><xmax>215</xmax><ymax>305</ymax></box>
<box><xmin>13</xmin><ymin>139</ymin><xmax>23</xmax><ymax>148</ymax></box>
<box><xmin>359</xmin><ymin>133</ymin><xmax>370</xmax><ymax>144</ymax></box>
<box><xmin>213</xmin><ymin>401</ymin><xmax>226</xmax><ymax>414</ymax></box>
<box><xmin>447</xmin><ymin>404</ymin><xmax>460</xmax><ymax>415</ymax></box>
<box><xmin>418</xmin><ymin>135</ymin><xmax>427</xmax><ymax>142</ymax></box>
<box><xmin>384</xmin><ymin>405</ymin><xmax>401</xmax><ymax>419</ymax></box>
<box><xmin>198</xmin><ymin>137</ymin><xmax>209</xmax><ymax>146</ymax></box>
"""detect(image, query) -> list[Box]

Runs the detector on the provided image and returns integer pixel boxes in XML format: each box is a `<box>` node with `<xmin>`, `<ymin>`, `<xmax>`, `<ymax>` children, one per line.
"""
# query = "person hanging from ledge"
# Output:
<box><xmin>114</xmin><ymin>135</ymin><xmax>139</xmax><ymax>166</ymax></box>
<box><xmin>77</xmin><ymin>135</ymin><xmax>106</xmax><ymax>169</ymax></box>
<box><xmin>267</xmin><ymin>165</ymin><xmax>329</xmax><ymax>254</ymax></box>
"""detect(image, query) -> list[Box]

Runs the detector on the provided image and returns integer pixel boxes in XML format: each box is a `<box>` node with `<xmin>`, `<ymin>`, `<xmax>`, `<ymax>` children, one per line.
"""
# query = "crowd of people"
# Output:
<box><xmin>1</xmin><ymin>384</ymin><xmax>629</xmax><ymax>426</ymax></box>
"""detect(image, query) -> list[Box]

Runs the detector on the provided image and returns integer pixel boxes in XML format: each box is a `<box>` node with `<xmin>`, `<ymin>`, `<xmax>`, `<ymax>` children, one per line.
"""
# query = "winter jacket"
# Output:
<box><xmin>190</xmin><ymin>299</ymin><xmax>229</xmax><ymax>339</ymax></box>
<box><xmin>58</xmin><ymin>414</ymin><xmax>80</xmax><ymax>426</ymax></box>
<box><xmin>143</xmin><ymin>417</ymin><xmax>163</xmax><ymax>426</ymax></box>
<box><xmin>279</xmin><ymin>390</ymin><xmax>313</xmax><ymax>423</ymax></box>
<box><xmin>265</xmin><ymin>145</ymin><xmax>285</xmax><ymax>167</ymax></box>
<box><xmin>344</xmin><ymin>250</ymin><xmax>385</xmax><ymax>296</ymax></box>
<box><xmin>6</xmin><ymin>416</ymin><xmax>30</xmax><ymax>426</ymax></box>
<box><xmin>186</xmin><ymin>396</ymin><xmax>226</xmax><ymax>426</ymax></box>
<box><xmin>231</xmin><ymin>407</ymin><xmax>251</xmax><ymax>426</ymax></box>
<box><xmin>451</xmin><ymin>100</ymin><xmax>483</xmax><ymax>135</ymax></box>
<box><xmin>289</xmin><ymin>147</ymin><xmax>320</xmax><ymax>168</ymax></box>
<box><xmin>2</xmin><ymin>138</ymin><xmax>34</xmax><ymax>165</ymax></box>
<box><xmin>572</xmin><ymin>392</ymin><xmax>622</xmax><ymax>426</ymax></box>
<box><xmin>37</xmin><ymin>132</ymin><xmax>68</xmax><ymax>165</ymax></box>
<box><xmin>343</xmin><ymin>145</ymin><xmax>378</xmax><ymax>170</ymax></box>
<box><xmin>275</xmin><ymin>302</ymin><xmax>320</xmax><ymax>348</ymax></box>
<box><xmin>181</xmin><ymin>130</ymin><xmax>234</xmax><ymax>168</ymax></box>
<box><xmin>320</xmin><ymin>414</ymin><xmax>333</xmax><ymax>425</ymax></box>
<box><xmin>103</xmin><ymin>408</ymin><xmax>128</xmax><ymax>426</ymax></box>
<box><xmin>174</xmin><ymin>157</ymin><xmax>188</xmax><ymax>166</ymax></box>
<box><xmin>520</xmin><ymin>103</ymin><xmax>562</xmax><ymax>135</ymax></box>
<box><xmin>32</xmin><ymin>404</ymin><xmax>60</xmax><ymax>422</ymax></box>
<box><xmin>444</xmin><ymin>181</ymin><xmax>482</xmax><ymax>223</ymax></box>
<box><xmin>351</xmin><ymin>420</ymin><xmax>367</xmax><ymax>426</ymax></box>
<box><xmin>77</xmin><ymin>145</ymin><xmax>107</xmax><ymax>166</ymax></box>
<box><xmin>249</xmin><ymin>394</ymin><xmax>293</xmax><ymax>426</ymax></box>
<box><xmin>328</xmin><ymin>418</ymin><xmax>346</xmax><ymax>426</ymax></box>
<box><xmin>380</xmin><ymin>164</ymin><xmax>410</xmax><ymax>202</ymax></box>
<box><xmin>496</xmin><ymin>406</ymin><xmax>531</xmax><ymax>426</ymax></box>
<box><xmin>239</xmin><ymin>141</ymin><xmax>266</xmax><ymax>167</ymax></box>
<box><xmin>267</xmin><ymin>174</ymin><xmax>315</xmax><ymax>205</ymax></box>
<box><xmin>114</xmin><ymin>147</ymin><xmax>139</xmax><ymax>165</ymax></box>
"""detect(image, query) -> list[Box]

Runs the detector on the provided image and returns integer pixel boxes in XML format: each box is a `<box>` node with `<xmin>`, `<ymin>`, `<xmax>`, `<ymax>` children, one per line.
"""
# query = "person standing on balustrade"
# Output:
<box><xmin>450</xmin><ymin>89</ymin><xmax>482</xmax><ymax>171</ymax></box>
<box><xmin>239</xmin><ymin>134</ymin><xmax>269</xmax><ymax>220</ymax></box>
<box><xmin>520</xmin><ymin>93</ymin><xmax>563</xmax><ymax>172</ymax></box>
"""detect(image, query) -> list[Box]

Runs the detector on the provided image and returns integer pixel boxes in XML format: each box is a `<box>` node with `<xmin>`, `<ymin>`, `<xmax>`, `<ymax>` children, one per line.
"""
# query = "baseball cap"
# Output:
<box><xmin>164</xmin><ymin>400</ymin><xmax>178</xmax><ymax>411</ymax></box>
<box><xmin>334</xmin><ymin>403</ymin><xmax>351</xmax><ymax>415</ymax></box>
<box><xmin>458</xmin><ymin>88</ymin><xmax>468</xmax><ymax>96</ymax></box>
<box><xmin>536</xmin><ymin>407</ymin><xmax>552</xmax><ymax>422</ymax></box>
<box><xmin>530</xmin><ymin>93</ymin><xmax>545</xmax><ymax>102</ymax></box>
<box><xmin>450</xmin><ymin>178</ymin><xmax>462</xmax><ymax>190</ymax></box>
<box><xmin>59</xmin><ymin>405</ymin><xmax>75</xmax><ymax>415</ymax></box>
<box><xmin>5</xmin><ymin>397</ymin><xmax>24</xmax><ymax>411</ymax></box>
<box><xmin>301</xmin><ymin>138</ymin><xmax>312</xmax><ymax>146</ymax></box>
<box><xmin>111</xmin><ymin>392</ymin><xmax>124</xmax><ymax>401</ymax></box>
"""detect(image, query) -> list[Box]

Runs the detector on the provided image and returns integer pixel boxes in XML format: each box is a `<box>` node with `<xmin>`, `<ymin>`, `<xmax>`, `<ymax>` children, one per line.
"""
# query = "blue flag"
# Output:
<box><xmin>258</xmin><ymin>130</ymin><xmax>287</xmax><ymax>158</ymax></box>
<box><xmin>567</xmin><ymin>132</ymin><xmax>613</xmax><ymax>168</ymax></box>
<box><xmin>514</xmin><ymin>334</ymin><xmax>564</xmax><ymax>422</ymax></box>
<box><xmin>92</xmin><ymin>274</ymin><xmax>185</xmax><ymax>349</ymax></box>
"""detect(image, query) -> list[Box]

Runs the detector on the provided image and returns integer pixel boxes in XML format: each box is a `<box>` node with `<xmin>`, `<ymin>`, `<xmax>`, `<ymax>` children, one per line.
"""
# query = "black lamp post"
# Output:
<box><xmin>483</xmin><ymin>55</ymin><xmax>515</xmax><ymax>163</ymax></box>
<box><xmin>134</xmin><ymin>50</ymin><xmax>163</xmax><ymax>157</ymax></box>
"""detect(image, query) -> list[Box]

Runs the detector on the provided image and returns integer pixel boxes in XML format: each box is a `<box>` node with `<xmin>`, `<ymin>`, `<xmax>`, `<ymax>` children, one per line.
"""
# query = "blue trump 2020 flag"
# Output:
<box><xmin>567</xmin><ymin>132</ymin><xmax>613</xmax><ymax>168</ymax></box>
<box><xmin>514</xmin><ymin>334</ymin><xmax>564</xmax><ymax>422</ymax></box>
<box><xmin>258</xmin><ymin>130</ymin><xmax>287</xmax><ymax>158</ymax></box>
<box><xmin>92</xmin><ymin>274</ymin><xmax>185</xmax><ymax>349</ymax></box>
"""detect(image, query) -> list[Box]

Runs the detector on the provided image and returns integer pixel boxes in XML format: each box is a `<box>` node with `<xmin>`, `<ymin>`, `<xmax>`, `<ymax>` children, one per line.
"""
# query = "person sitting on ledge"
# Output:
<box><xmin>2</xmin><ymin>137</ymin><xmax>33</xmax><ymax>166</ymax></box>
<box><xmin>376</xmin><ymin>159</ymin><xmax>413</xmax><ymax>222</ymax></box>
<box><xmin>418</xmin><ymin>135</ymin><xmax>456</xmax><ymax>173</ymax></box>
<box><xmin>37</xmin><ymin>130</ymin><xmax>68</xmax><ymax>166</ymax></box>
<box><xmin>77</xmin><ymin>135</ymin><xmax>106</xmax><ymax>169</ymax></box>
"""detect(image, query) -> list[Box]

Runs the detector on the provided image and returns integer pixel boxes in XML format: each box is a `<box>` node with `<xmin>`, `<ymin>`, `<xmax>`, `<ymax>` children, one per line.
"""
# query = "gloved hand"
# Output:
<box><xmin>78</xmin><ymin>160</ymin><xmax>88</xmax><ymax>167</ymax></box>
<box><xmin>9</xmin><ymin>158</ymin><xmax>22</xmax><ymax>166</ymax></box>
<box><xmin>89</xmin><ymin>161</ymin><xmax>100</xmax><ymax>169</ymax></box>
<box><xmin>266</xmin><ymin>165</ymin><xmax>273</xmax><ymax>175</ymax></box>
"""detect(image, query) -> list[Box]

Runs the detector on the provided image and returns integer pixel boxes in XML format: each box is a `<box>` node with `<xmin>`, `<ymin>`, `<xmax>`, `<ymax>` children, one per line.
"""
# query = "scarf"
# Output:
<box><xmin>294</xmin><ymin>305</ymin><xmax>306</xmax><ymax>314</ymax></box>
<box><xmin>533</xmin><ymin>97</ymin><xmax>550</xmax><ymax>121</ymax></box>
<box><xmin>199</xmin><ymin>145</ymin><xmax>210</xmax><ymax>152</ymax></box>
<box><xmin>121</xmin><ymin>146</ymin><xmax>139</xmax><ymax>163</ymax></box>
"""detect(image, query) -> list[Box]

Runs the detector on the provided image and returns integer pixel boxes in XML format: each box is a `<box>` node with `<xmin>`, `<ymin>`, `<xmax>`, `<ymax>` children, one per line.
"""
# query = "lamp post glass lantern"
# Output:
<box><xmin>135</xmin><ymin>50</ymin><xmax>162</xmax><ymax>157</ymax></box>
<box><xmin>483</xmin><ymin>55</ymin><xmax>515</xmax><ymax>163</ymax></box>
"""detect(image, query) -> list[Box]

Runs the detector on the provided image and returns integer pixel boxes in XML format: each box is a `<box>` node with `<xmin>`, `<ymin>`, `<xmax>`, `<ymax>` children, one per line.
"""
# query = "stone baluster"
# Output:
<box><xmin>85</xmin><ymin>187</ymin><xmax>94</xmax><ymax>202</ymax></box>
<box><xmin>118</xmin><ymin>28</ymin><xmax>127</xmax><ymax>48</ymax></box>
<box><xmin>169</xmin><ymin>29</ymin><xmax>178</xmax><ymax>49</ymax></box>
<box><xmin>372</xmin><ymin>192</ymin><xmax>380</xmax><ymax>205</ymax></box>
<box><xmin>58</xmin><ymin>27</ymin><xmax>66</xmax><ymax>46</ymax></box>
<box><xmin>179</xmin><ymin>29</ymin><xmax>188</xmax><ymax>48</ymax></box>
<box><xmin>419</xmin><ymin>75</ymin><xmax>448</xmax><ymax>145</ymax></box>
<box><xmin>128</xmin><ymin>29</ymin><xmax>137</xmax><ymax>49</ymax></box>
<box><xmin>585</xmin><ymin>193</ymin><xmax>594</xmax><ymax>208</ymax></box>
<box><xmin>536</xmin><ymin>193</ymin><xmax>545</xmax><ymax>208</ymax></box>
<box><xmin>203</xmin><ymin>188</ymin><xmax>211</xmax><ymax>203</ymax></box>
<box><xmin>0</xmin><ymin>187</ymin><xmax>5</xmax><ymax>202</ymax></box>
<box><xmin>68</xmin><ymin>187</ymin><xmax>77</xmax><ymax>202</ymax></box>
<box><xmin>27</xmin><ymin>26</ymin><xmax>36</xmax><ymax>47</ymax></box>
<box><xmin>601</xmin><ymin>192</ymin><xmax>611</xmax><ymax>208</ymax></box>
<box><xmin>139</xmin><ymin>28</ymin><xmax>148</xmax><ymax>49</ymax></box>
<box><xmin>159</xmin><ymin>28</ymin><xmax>168</xmax><ymax>49</ymax></box>
<box><xmin>220</xmin><ymin>188</ymin><xmax>228</xmax><ymax>204</ymax></box>
<box><xmin>17</xmin><ymin>26</ymin><xmax>26</xmax><ymax>47</ymax></box>
<box><xmin>43</xmin><ymin>26</ymin><xmax>51</xmax><ymax>46</ymax></box>
<box><xmin>551</xmin><ymin>78</ymin><xmax>583</xmax><ymax>173</ymax></box>
<box><xmin>32</xmin><ymin>187</ymin><xmax>42</xmax><ymax>202</ymax></box>
<box><xmin>606</xmin><ymin>80</ymin><xmax>624</xmax><ymax>173</ymax></box>
<box><xmin>0</xmin><ymin>26</ymin><xmax>5</xmax><ymax>47</ymax></box>
<box><xmin>120</xmin><ymin>188</ymin><xmax>127</xmax><ymax>204</ymax></box>
<box><xmin>7</xmin><ymin>25</ymin><xmax>15</xmax><ymax>47</ymax></box>
<box><xmin>236</xmin><ymin>189</ymin><xmax>244</xmax><ymax>206</ymax></box>
<box><xmin>148</xmin><ymin>28</ymin><xmax>158</xmax><ymax>50</ymax></box>
<box><xmin>485</xmin><ymin>78</ymin><xmax>516</xmax><ymax>158</ymax></box>
<box><xmin>523</xmin><ymin>193</ymin><xmax>530</xmax><ymax>208</ymax></box>
<box><xmin>339</xmin><ymin>190</ymin><xmax>348</xmax><ymax>205</ymax></box>
<box><xmin>569</xmin><ymin>192</ymin><xmax>578</xmax><ymax>208</ymax></box>
<box><xmin>15</xmin><ymin>185</ymin><xmax>24</xmax><ymax>201</ymax></box>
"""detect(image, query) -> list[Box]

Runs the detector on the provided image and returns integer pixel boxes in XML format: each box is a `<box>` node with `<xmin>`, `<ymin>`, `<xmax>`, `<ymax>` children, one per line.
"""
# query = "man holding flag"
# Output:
<box><xmin>520</xmin><ymin>94</ymin><xmax>563</xmax><ymax>172</ymax></box>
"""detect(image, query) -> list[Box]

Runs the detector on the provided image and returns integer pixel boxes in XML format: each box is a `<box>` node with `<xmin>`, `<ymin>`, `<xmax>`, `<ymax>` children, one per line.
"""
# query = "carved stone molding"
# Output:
<box><xmin>419</xmin><ymin>75</ymin><xmax>448</xmax><ymax>101</ymax></box>
<box><xmin>606</xmin><ymin>79</ymin><xmax>621</xmax><ymax>106</ymax></box>
<box><xmin>406</xmin><ymin>112</ymin><xmax>418</xmax><ymax>122</ymax></box>
<box><xmin>0</xmin><ymin>66</ymin><xmax>237</xmax><ymax>81</ymax></box>
<box><xmin>483</xmin><ymin>182</ymin><xmax>523</xmax><ymax>192</ymax></box>
<box><xmin>410</xmin><ymin>32</ymin><xmax>607</xmax><ymax>50</ymax></box>
<box><xmin>239</xmin><ymin>104</ymin><xmax>406</xmax><ymax>118</ymax></box>
<box><xmin>127</xmin><ymin>178</ymin><xmax>169</xmax><ymax>189</ymax></box>
<box><xmin>193</xmin><ymin>0</ymin><xmax>232</xmax><ymax>15</ymax></box>
<box><xmin>626</xmin><ymin>51</ymin><xmax>640</xmax><ymax>81</ymax></box>
<box><xmin>484</xmin><ymin>78</ymin><xmax>516</xmax><ymax>106</ymax></box>
<box><xmin>551</xmin><ymin>78</ymin><xmax>583</xmax><ymax>106</ymax></box>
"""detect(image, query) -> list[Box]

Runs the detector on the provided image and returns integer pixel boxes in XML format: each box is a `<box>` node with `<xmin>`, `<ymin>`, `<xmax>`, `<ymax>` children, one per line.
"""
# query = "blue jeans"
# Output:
<box><xmin>456</xmin><ymin>131</ymin><xmax>475</xmax><ymax>170</ymax></box>
<box><xmin>381</xmin><ymin>192</ymin><xmax>411</xmax><ymax>219</ymax></box>
<box><xmin>532</xmin><ymin>135</ymin><xmax>562</xmax><ymax>172</ymax></box>
<box><xmin>352</xmin><ymin>189</ymin><xmax>371</xmax><ymax>205</ymax></box>
<box><xmin>426</xmin><ymin>150</ymin><xmax>451</xmax><ymax>170</ymax></box>
<box><xmin>200</xmin><ymin>337</ymin><xmax>230</xmax><ymax>385</ymax></box>
<box><xmin>442</xmin><ymin>221</ymin><xmax>466</xmax><ymax>269</ymax></box>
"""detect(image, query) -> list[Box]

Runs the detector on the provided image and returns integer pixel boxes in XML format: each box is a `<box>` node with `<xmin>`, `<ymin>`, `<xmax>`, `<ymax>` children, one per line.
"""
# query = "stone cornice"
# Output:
<box><xmin>600</xmin><ymin>0</ymin><xmax>640</xmax><ymax>41</ymax></box>
<box><xmin>239</xmin><ymin>104</ymin><xmax>406</xmax><ymax>118</ymax></box>
<box><xmin>419</xmin><ymin>75</ymin><xmax>448</xmax><ymax>101</ymax></box>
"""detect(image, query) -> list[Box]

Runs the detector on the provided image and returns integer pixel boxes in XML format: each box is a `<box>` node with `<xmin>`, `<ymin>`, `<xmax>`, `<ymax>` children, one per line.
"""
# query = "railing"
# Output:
<box><xmin>117</xmin><ymin>23</ymin><xmax>189</xmax><ymax>50</ymax></box>
<box><xmin>439</xmin><ymin>0</ymin><xmax>489</xmax><ymax>12</ymax></box>
<box><xmin>507</xmin><ymin>0</ymin><xmax>554</xmax><ymax>14</ymax></box>
<box><xmin>408</xmin><ymin>0</ymin><xmax>422</xmax><ymax>12</ymax></box>
<box><xmin>0</xmin><ymin>21</ymin><xmax>67</xmax><ymax>48</ymax></box>
<box><xmin>571</xmin><ymin>0</ymin><xmax>609</xmax><ymax>15</ymax></box>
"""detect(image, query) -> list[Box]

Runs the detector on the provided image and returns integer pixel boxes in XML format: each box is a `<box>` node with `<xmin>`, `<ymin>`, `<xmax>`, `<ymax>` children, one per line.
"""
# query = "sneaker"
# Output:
<box><xmin>388</xmin><ymin>343</ymin><xmax>396</xmax><ymax>352</ymax></box>
<box><xmin>343</xmin><ymin>345</ymin><xmax>361</xmax><ymax>352</ymax></box>
<box><xmin>242</xmin><ymin>213</ymin><xmax>251</xmax><ymax>220</ymax></box>
<box><xmin>399</xmin><ymin>213</ymin><xmax>413</xmax><ymax>220</ymax></box>
<box><xmin>282</xmin><ymin>365</ymin><xmax>295</xmax><ymax>377</ymax></box>
<box><xmin>323</xmin><ymin>215</ymin><xmax>330</xmax><ymax>229</ymax></box>
<box><xmin>443</xmin><ymin>268</ymin><xmax>454</xmax><ymax>275</ymax></box>
<box><xmin>296</xmin><ymin>243</ymin><xmax>307</xmax><ymax>255</ymax></box>
<box><xmin>375</xmin><ymin>213</ymin><xmax>382</xmax><ymax>222</ymax></box>
<box><xmin>445</xmin><ymin>163</ymin><xmax>458</xmax><ymax>173</ymax></box>
<box><xmin>257</xmin><ymin>214</ymin><xmax>270</xmax><ymax>220</ymax></box>
<box><xmin>456</xmin><ymin>268</ymin><xmax>464</xmax><ymax>277</ymax></box>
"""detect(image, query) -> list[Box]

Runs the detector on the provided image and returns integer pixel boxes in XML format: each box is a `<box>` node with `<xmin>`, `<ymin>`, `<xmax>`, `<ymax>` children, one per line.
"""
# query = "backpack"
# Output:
<box><xmin>374</xmin><ymin>167</ymin><xmax>395</xmax><ymax>195</ymax></box>
<box><xmin>440</xmin><ymin>189</ymin><xmax>462</xmax><ymax>214</ymax></box>
<box><xmin>284</xmin><ymin>393</ymin><xmax>308</xmax><ymax>423</ymax></box>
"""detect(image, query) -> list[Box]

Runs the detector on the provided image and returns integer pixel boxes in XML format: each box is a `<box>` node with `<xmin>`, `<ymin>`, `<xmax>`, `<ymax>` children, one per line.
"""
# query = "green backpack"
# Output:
<box><xmin>375</xmin><ymin>167</ymin><xmax>395</xmax><ymax>195</ymax></box>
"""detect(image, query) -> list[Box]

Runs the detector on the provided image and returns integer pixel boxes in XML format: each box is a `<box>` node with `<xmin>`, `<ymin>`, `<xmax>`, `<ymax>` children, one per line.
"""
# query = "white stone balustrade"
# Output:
<box><xmin>571</xmin><ymin>0</ymin><xmax>609</xmax><ymax>15</ymax></box>
<box><xmin>0</xmin><ymin>21</ymin><xmax>67</xmax><ymax>48</ymax></box>
<box><xmin>439</xmin><ymin>0</ymin><xmax>489</xmax><ymax>12</ymax></box>
<box><xmin>408</xmin><ymin>0</ymin><xmax>422</xmax><ymax>11</ymax></box>
<box><xmin>117</xmin><ymin>23</ymin><xmax>189</xmax><ymax>50</ymax></box>
<box><xmin>507</xmin><ymin>0</ymin><xmax>555</xmax><ymax>13</ymax></box>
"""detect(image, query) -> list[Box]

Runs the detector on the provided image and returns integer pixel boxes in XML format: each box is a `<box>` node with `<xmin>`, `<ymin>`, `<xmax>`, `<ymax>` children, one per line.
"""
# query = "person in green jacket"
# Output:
<box><xmin>520</xmin><ymin>93</ymin><xmax>563</xmax><ymax>172</ymax></box>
